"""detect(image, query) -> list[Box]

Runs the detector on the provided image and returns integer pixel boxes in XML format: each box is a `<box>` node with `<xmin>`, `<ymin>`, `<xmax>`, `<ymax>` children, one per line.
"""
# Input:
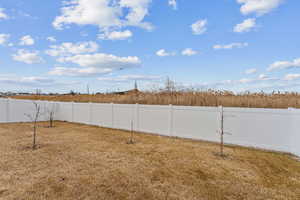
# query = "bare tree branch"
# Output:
<box><xmin>25</xmin><ymin>102</ymin><xmax>42</xmax><ymax>150</ymax></box>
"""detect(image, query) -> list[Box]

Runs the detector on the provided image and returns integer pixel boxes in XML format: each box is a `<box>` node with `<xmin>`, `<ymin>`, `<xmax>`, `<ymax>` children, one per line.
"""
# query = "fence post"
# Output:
<box><xmin>288</xmin><ymin>107</ymin><xmax>297</xmax><ymax>155</ymax></box>
<box><xmin>71</xmin><ymin>102</ymin><xmax>74</xmax><ymax>123</ymax></box>
<box><xmin>169</xmin><ymin>104</ymin><xmax>173</xmax><ymax>136</ymax></box>
<box><xmin>6</xmin><ymin>98</ymin><xmax>10</xmax><ymax>123</ymax></box>
<box><xmin>55</xmin><ymin>102</ymin><xmax>59</xmax><ymax>121</ymax></box>
<box><xmin>111</xmin><ymin>103</ymin><xmax>114</xmax><ymax>128</ymax></box>
<box><xmin>218</xmin><ymin>105</ymin><xmax>224</xmax><ymax>133</ymax></box>
<box><xmin>135</xmin><ymin>103</ymin><xmax>139</xmax><ymax>132</ymax></box>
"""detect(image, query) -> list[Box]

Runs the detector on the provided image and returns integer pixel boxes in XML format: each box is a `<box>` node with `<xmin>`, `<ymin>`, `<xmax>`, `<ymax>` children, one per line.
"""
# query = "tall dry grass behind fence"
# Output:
<box><xmin>10</xmin><ymin>90</ymin><xmax>300</xmax><ymax>109</ymax></box>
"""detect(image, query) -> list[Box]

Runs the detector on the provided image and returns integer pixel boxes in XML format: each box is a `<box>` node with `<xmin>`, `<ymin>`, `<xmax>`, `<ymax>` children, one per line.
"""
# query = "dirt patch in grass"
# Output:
<box><xmin>0</xmin><ymin>122</ymin><xmax>299</xmax><ymax>200</ymax></box>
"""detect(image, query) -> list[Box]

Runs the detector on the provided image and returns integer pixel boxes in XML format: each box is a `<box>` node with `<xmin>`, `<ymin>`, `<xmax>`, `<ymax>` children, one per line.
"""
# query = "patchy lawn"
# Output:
<box><xmin>0</xmin><ymin>122</ymin><xmax>299</xmax><ymax>200</ymax></box>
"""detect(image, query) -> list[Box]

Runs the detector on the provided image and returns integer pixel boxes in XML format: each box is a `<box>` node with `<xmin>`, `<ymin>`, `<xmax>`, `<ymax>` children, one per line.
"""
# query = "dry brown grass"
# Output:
<box><xmin>0</xmin><ymin>122</ymin><xmax>299</xmax><ymax>200</ymax></box>
<box><xmin>10</xmin><ymin>90</ymin><xmax>300</xmax><ymax>109</ymax></box>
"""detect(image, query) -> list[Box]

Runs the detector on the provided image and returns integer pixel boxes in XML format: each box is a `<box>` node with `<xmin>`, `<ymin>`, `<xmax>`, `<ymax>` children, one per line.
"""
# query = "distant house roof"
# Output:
<box><xmin>112</xmin><ymin>89</ymin><xmax>139</xmax><ymax>95</ymax></box>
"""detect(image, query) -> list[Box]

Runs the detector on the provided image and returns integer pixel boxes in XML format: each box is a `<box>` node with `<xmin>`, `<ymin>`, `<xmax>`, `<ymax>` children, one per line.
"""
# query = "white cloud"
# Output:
<box><xmin>225</xmin><ymin>74</ymin><xmax>276</xmax><ymax>85</ymax></box>
<box><xmin>235</xmin><ymin>74</ymin><xmax>276</xmax><ymax>84</ymax></box>
<box><xmin>267</xmin><ymin>58</ymin><xmax>300</xmax><ymax>71</ymax></box>
<box><xmin>53</xmin><ymin>0</ymin><xmax>153</xmax><ymax>32</ymax></box>
<box><xmin>186</xmin><ymin>74</ymin><xmax>282</xmax><ymax>92</ymax></box>
<box><xmin>49</xmin><ymin>67</ymin><xmax>112</xmax><ymax>77</ymax></box>
<box><xmin>0</xmin><ymin>34</ymin><xmax>10</xmax><ymax>45</ymax></box>
<box><xmin>98</xmin><ymin>74</ymin><xmax>161</xmax><ymax>82</ymax></box>
<box><xmin>0</xmin><ymin>75</ymin><xmax>54</xmax><ymax>86</ymax></box>
<box><xmin>0</xmin><ymin>8</ymin><xmax>8</xmax><ymax>20</ymax></box>
<box><xmin>283</xmin><ymin>74</ymin><xmax>300</xmax><ymax>81</ymax></box>
<box><xmin>119</xmin><ymin>0</ymin><xmax>153</xmax><ymax>30</ymax></box>
<box><xmin>213</xmin><ymin>42</ymin><xmax>248</xmax><ymax>50</ymax></box>
<box><xmin>58</xmin><ymin>53</ymin><xmax>141</xmax><ymax>70</ymax></box>
<box><xmin>234</xmin><ymin>18</ymin><xmax>256</xmax><ymax>33</ymax></box>
<box><xmin>80</xmin><ymin>31</ymin><xmax>89</xmax><ymax>37</ymax></box>
<box><xmin>98</xmin><ymin>30</ymin><xmax>132</xmax><ymax>40</ymax></box>
<box><xmin>0</xmin><ymin>74</ymin><xmax>77</xmax><ymax>88</ymax></box>
<box><xmin>12</xmin><ymin>49</ymin><xmax>44</xmax><ymax>64</ymax></box>
<box><xmin>258</xmin><ymin>74</ymin><xmax>274</xmax><ymax>81</ymax></box>
<box><xmin>245</xmin><ymin>68</ymin><xmax>257</xmax><ymax>74</ymax></box>
<box><xmin>47</xmin><ymin>36</ymin><xmax>57</xmax><ymax>42</ymax></box>
<box><xmin>185</xmin><ymin>73</ymin><xmax>300</xmax><ymax>93</ymax></box>
<box><xmin>191</xmin><ymin>19</ymin><xmax>207</xmax><ymax>35</ymax></box>
<box><xmin>168</xmin><ymin>0</ymin><xmax>177</xmax><ymax>10</ymax></box>
<box><xmin>181</xmin><ymin>48</ymin><xmax>198</xmax><ymax>56</ymax></box>
<box><xmin>53</xmin><ymin>0</ymin><xmax>121</xmax><ymax>30</ymax></box>
<box><xmin>45</xmin><ymin>41</ymin><xmax>99</xmax><ymax>57</ymax></box>
<box><xmin>156</xmin><ymin>49</ymin><xmax>176</xmax><ymax>57</ymax></box>
<box><xmin>237</xmin><ymin>0</ymin><xmax>284</xmax><ymax>16</ymax></box>
<box><xmin>49</xmin><ymin>53</ymin><xmax>141</xmax><ymax>77</ymax></box>
<box><xmin>19</xmin><ymin>35</ymin><xmax>35</xmax><ymax>46</ymax></box>
<box><xmin>238</xmin><ymin>78</ymin><xmax>253</xmax><ymax>84</ymax></box>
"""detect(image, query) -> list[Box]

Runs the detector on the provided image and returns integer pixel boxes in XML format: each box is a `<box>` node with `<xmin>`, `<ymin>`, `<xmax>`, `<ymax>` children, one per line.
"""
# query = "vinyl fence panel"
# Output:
<box><xmin>113</xmin><ymin>104</ymin><xmax>135</xmax><ymax>131</ymax></box>
<box><xmin>73</xmin><ymin>103</ymin><xmax>90</xmax><ymax>124</ymax></box>
<box><xmin>0</xmin><ymin>98</ymin><xmax>299</xmax><ymax>157</ymax></box>
<box><xmin>172</xmin><ymin>106</ymin><xmax>220</xmax><ymax>141</ymax></box>
<box><xmin>6</xmin><ymin>99</ymin><xmax>48</xmax><ymax>123</ymax></box>
<box><xmin>55</xmin><ymin>102</ymin><xmax>73</xmax><ymax>122</ymax></box>
<box><xmin>0</xmin><ymin>99</ymin><xmax>8</xmax><ymax>123</ymax></box>
<box><xmin>290</xmin><ymin>109</ymin><xmax>300</xmax><ymax>156</ymax></box>
<box><xmin>90</xmin><ymin>103</ymin><xmax>113</xmax><ymax>128</ymax></box>
<box><xmin>138</xmin><ymin>105</ymin><xmax>170</xmax><ymax>136</ymax></box>
<box><xmin>223</xmin><ymin>107</ymin><xmax>292</xmax><ymax>152</ymax></box>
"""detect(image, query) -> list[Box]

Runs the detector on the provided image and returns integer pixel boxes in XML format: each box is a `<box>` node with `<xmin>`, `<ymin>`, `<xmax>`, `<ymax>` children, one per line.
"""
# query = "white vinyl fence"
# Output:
<box><xmin>0</xmin><ymin>98</ymin><xmax>299</xmax><ymax>157</ymax></box>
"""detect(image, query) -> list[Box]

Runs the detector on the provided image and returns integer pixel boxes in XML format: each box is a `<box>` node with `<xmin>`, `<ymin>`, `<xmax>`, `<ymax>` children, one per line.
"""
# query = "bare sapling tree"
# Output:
<box><xmin>217</xmin><ymin>106</ymin><xmax>233</xmax><ymax>157</ymax></box>
<box><xmin>25</xmin><ymin>102</ymin><xmax>42</xmax><ymax>150</ymax></box>
<box><xmin>127</xmin><ymin>120</ymin><xmax>135</xmax><ymax>144</ymax></box>
<box><xmin>220</xmin><ymin>106</ymin><xmax>225</xmax><ymax>156</ymax></box>
<box><xmin>45</xmin><ymin>103</ymin><xmax>57</xmax><ymax>128</ymax></box>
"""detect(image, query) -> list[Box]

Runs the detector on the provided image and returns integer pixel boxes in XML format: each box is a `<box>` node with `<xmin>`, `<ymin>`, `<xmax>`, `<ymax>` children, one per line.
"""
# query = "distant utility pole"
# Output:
<box><xmin>134</xmin><ymin>80</ymin><xmax>138</xmax><ymax>90</ymax></box>
<box><xmin>35</xmin><ymin>89</ymin><xmax>42</xmax><ymax>95</ymax></box>
<box><xmin>87</xmin><ymin>84</ymin><xmax>90</xmax><ymax>95</ymax></box>
<box><xmin>165</xmin><ymin>76</ymin><xmax>175</xmax><ymax>93</ymax></box>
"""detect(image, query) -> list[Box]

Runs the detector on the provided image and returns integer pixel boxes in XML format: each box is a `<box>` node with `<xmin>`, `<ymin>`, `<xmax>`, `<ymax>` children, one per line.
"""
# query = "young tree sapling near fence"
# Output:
<box><xmin>25</xmin><ymin>102</ymin><xmax>42</xmax><ymax>150</ymax></box>
<box><xmin>127</xmin><ymin>120</ymin><xmax>135</xmax><ymax>144</ymax></box>
<box><xmin>45</xmin><ymin>103</ymin><xmax>57</xmax><ymax>128</ymax></box>
<box><xmin>219</xmin><ymin>106</ymin><xmax>225</xmax><ymax>156</ymax></box>
<box><xmin>217</xmin><ymin>106</ymin><xmax>233</xmax><ymax>157</ymax></box>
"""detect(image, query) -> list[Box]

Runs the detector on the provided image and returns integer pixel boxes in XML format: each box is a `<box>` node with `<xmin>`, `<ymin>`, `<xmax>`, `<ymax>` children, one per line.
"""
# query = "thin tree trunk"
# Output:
<box><xmin>49</xmin><ymin>114</ymin><xmax>53</xmax><ymax>127</ymax></box>
<box><xmin>220</xmin><ymin>106</ymin><xmax>224</xmax><ymax>157</ymax></box>
<box><xmin>33</xmin><ymin>121</ymin><xmax>37</xmax><ymax>150</ymax></box>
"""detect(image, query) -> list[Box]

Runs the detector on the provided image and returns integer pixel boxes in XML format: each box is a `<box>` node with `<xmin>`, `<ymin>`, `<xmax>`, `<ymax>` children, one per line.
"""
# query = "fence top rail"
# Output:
<box><xmin>0</xmin><ymin>98</ymin><xmax>50</xmax><ymax>103</ymax></box>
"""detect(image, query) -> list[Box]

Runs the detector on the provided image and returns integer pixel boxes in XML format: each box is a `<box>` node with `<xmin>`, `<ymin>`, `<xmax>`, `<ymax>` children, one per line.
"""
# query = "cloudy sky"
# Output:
<box><xmin>0</xmin><ymin>0</ymin><xmax>299</xmax><ymax>93</ymax></box>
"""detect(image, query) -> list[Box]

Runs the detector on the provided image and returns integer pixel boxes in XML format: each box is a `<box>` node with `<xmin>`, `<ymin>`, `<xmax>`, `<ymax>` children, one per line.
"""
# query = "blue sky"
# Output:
<box><xmin>0</xmin><ymin>0</ymin><xmax>300</xmax><ymax>93</ymax></box>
